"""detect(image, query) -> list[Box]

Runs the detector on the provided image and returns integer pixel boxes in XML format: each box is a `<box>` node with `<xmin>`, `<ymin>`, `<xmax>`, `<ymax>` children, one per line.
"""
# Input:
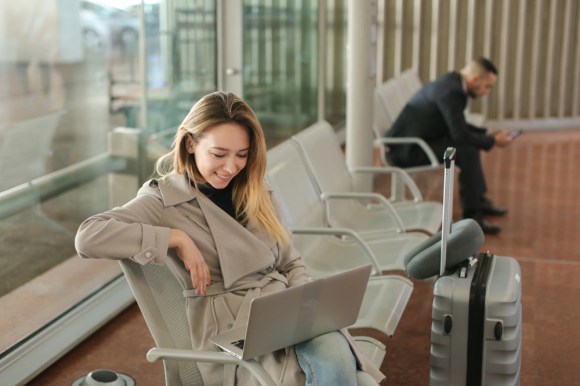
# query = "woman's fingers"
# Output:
<box><xmin>190</xmin><ymin>261</ymin><xmax>211</xmax><ymax>295</ymax></box>
<box><xmin>170</xmin><ymin>229</ymin><xmax>211</xmax><ymax>295</ymax></box>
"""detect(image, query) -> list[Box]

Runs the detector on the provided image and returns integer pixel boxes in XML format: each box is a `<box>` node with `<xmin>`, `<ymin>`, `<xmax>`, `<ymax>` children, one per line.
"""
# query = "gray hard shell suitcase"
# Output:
<box><xmin>409</xmin><ymin>147</ymin><xmax>523</xmax><ymax>386</ymax></box>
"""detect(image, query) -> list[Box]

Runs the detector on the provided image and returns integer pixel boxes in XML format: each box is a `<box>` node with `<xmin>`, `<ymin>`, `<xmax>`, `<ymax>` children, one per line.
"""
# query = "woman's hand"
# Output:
<box><xmin>169</xmin><ymin>229</ymin><xmax>211</xmax><ymax>295</ymax></box>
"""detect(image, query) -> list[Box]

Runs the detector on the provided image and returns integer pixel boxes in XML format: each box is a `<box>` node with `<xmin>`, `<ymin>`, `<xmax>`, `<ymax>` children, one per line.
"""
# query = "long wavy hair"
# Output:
<box><xmin>155</xmin><ymin>91</ymin><xmax>289</xmax><ymax>245</ymax></box>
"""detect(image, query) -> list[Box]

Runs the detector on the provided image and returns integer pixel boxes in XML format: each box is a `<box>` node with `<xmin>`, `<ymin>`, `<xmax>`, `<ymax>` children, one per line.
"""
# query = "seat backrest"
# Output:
<box><xmin>267</xmin><ymin>141</ymin><xmax>381</xmax><ymax>278</ymax></box>
<box><xmin>291</xmin><ymin>121</ymin><xmax>353</xmax><ymax>194</ymax></box>
<box><xmin>374</xmin><ymin>78</ymin><xmax>406</xmax><ymax>129</ymax></box>
<box><xmin>373</xmin><ymin>89</ymin><xmax>394</xmax><ymax>137</ymax></box>
<box><xmin>119</xmin><ymin>257</ymin><xmax>204</xmax><ymax>386</ymax></box>
<box><xmin>373</xmin><ymin>69</ymin><xmax>423</xmax><ymax>138</ymax></box>
<box><xmin>266</xmin><ymin>140</ymin><xmax>327</xmax><ymax>230</ymax></box>
<box><xmin>395</xmin><ymin>68</ymin><xmax>423</xmax><ymax>102</ymax></box>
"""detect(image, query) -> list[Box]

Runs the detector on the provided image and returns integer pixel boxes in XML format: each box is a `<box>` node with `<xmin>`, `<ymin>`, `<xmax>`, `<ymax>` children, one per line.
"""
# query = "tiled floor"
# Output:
<box><xmin>380</xmin><ymin>128</ymin><xmax>580</xmax><ymax>385</ymax></box>
<box><xmin>29</xmin><ymin>129</ymin><xmax>580</xmax><ymax>385</ymax></box>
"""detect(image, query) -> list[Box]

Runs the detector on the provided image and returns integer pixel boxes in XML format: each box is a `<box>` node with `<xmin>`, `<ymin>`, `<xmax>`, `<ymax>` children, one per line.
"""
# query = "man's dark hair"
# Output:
<box><xmin>477</xmin><ymin>57</ymin><xmax>498</xmax><ymax>75</ymax></box>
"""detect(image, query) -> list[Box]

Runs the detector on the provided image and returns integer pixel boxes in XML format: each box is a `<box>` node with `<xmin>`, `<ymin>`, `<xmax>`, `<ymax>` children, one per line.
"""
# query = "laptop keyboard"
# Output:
<box><xmin>232</xmin><ymin>339</ymin><xmax>245</xmax><ymax>349</ymax></box>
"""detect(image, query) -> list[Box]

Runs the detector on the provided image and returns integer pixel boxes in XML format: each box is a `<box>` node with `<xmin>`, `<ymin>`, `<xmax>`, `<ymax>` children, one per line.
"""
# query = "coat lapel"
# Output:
<box><xmin>195</xmin><ymin>189</ymin><xmax>276</xmax><ymax>289</ymax></box>
<box><xmin>155</xmin><ymin>174</ymin><xmax>277</xmax><ymax>289</ymax></box>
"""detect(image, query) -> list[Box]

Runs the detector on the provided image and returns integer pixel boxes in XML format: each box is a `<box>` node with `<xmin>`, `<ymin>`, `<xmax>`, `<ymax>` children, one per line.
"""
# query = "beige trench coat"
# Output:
<box><xmin>75</xmin><ymin>173</ymin><xmax>385</xmax><ymax>385</ymax></box>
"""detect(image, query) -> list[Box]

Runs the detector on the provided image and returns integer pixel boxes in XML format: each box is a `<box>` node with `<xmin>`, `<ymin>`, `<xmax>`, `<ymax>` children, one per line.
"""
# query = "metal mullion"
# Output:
<box><xmin>318</xmin><ymin>0</ymin><xmax>327</xmax><ymax>120</ymax></box>
<box><xmin>265</xmin><ymin>0</ymin><xmax>273</xmax><ymax>90</ymax></box>
<box><xmin>544</xmin><ymin>0</ymin><xmax>558</xmax><ymax>118</ymax></box>
<box><xmin>529</xmin><ymin>0</ymin><xmax>543</xmax><ymax>119</ymax></box>
<box><xmin>447</xmin><ymin>0</ymin><xmax>457</xmax><ymax>70</ymax></box>
<box><xmin>558</xmin><ymin>0</ymin><xmax>573</xmax><ymax>117</ymax></box>
<box><xmin>411</xmin><ymin>0</ymin><xmax>421</xmax><ymax>71</ymax></box>
<box><xmin>465</xmin><ymin>0</ymin><xmax>475</xmax><ymax>64</ymax></box>
<box><xmin>497</xmin><ymin>0</ymin><xmax>510</xmax><ymax>119</ymax></box>
<box><xmin>394</xmin><ymin>0</ymin><xmax>404</xmax><ymax>75</ymax></box>
<box><xmin>574</xmin><ymin>3</ymin><xmax>580</xmax><ymax>116</ymax></box>
<box><xmin>513</xmin><ymin>0</ymin><xmax>526</xmax><ymax>119</ymax></box>
<box><xmin>429</xmin><ymin>0</ymin><xmax>440</xmax><ymax>80</ymax></box>
<box><xmin>481</xmin><ymin>0</ymin><xmax>493</xmax><ymax>118</ymax></box>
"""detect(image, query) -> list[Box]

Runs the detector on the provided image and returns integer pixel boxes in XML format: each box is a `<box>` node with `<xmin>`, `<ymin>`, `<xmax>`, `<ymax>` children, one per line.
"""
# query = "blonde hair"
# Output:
<box><xmin>156</xmin><ymin>91</ymin><xmax>289</xmax><ymax>245</ymax></box>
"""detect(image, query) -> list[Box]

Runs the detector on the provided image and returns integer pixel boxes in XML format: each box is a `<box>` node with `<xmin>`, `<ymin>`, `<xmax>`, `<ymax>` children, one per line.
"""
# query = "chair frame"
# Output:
<box><xmin>266</xmin><ymin>140</ymin><xmax>416</xmax><ymax>338</ymax></box>
<box><xmin>291</xmin><ymin>121</ymin><xmax>442</xmax><ymax>236</ymax></box>
<box><xmin>119</xmin><ymin>258</ymin><xmax>278</xmax><ymax>386</ymax></box>
<box><xmin>120</xmin><ymin>254</ymin><xmax>389</xmax><ymax>385</ymax></box>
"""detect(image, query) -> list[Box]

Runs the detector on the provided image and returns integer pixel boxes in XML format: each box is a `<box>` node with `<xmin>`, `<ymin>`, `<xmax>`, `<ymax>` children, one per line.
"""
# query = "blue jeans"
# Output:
<box><xmin>295</xmin><ymin>331</ymin><xmax>358</xmax><ymax>386</ymax></box>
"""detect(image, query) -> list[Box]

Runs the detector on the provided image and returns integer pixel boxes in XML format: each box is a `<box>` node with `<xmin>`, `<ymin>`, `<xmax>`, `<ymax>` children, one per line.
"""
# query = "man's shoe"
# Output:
<box><xmin>480</xmin><ymin>198</ymin><xmax>508</xmax><ymax>216</ymax></box>
<box><xmin>474</xmin><ymin>217</ymin><xmax>502</xmax><ymax>235</ymax></box>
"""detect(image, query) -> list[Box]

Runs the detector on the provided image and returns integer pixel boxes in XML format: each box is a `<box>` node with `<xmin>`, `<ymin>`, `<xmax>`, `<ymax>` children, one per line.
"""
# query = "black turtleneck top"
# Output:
<box><xmin>198</xmin><ymin>182</ymin><xmax>237</xmax><ymax>220</ymax></box>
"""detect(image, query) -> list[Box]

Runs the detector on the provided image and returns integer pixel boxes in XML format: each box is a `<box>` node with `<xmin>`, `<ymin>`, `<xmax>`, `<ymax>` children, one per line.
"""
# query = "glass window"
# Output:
<box><xmin>324</xmin><ymin>0</ymin><xmax>347</xmax><ymax>127</ymax></box>
<box><xmin>0</xmin><ymin>0</ymin><xmax>142</xmax><ymax>353</ymax></box>
<box><xmin>242</xmin><ymin>0</ymin><xmax>320</xmax><ymax>146</ymax></box>
<box><xmin>0</xmin><ymin>0</ymin><xmax>349</xmax><ymax>368</ymax></box>
<box><xmin>142</xmin><ymin>0</ymin><xmax>217</xmax><ymax>136</ymax></box>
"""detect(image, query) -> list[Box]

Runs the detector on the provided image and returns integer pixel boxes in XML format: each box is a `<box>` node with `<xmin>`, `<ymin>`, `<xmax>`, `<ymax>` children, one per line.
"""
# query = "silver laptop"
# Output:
<box><xmin>209</xmin><ymin>264</ymin><xmax>372</xmax><ymax>360</ymax></box>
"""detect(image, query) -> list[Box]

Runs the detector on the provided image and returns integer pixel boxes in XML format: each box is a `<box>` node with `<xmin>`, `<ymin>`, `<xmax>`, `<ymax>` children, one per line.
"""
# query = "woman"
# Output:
<box><xmin>75</xmin><ymin>91</ymin><xmax>384</xmax><ymax>385</ymax></box>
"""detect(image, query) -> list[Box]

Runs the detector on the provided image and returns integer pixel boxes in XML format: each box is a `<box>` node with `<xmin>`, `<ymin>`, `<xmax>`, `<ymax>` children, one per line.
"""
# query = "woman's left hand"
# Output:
<box><xmin>169</xmin><ymin>228</ymin><xmax>211</xmax><ymax>295</ymax></box>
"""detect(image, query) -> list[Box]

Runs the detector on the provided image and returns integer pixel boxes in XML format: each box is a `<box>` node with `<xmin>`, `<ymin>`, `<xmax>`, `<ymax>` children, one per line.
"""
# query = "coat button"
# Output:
<box><xmin>227</xmin><ymin>323</ymin><xmax>233</xmax><ymax>329</ymax></box>
<box><xmin>145</xmin><ymin>252</ymin><xmax>152</xmax><ymax>258</ymax></box>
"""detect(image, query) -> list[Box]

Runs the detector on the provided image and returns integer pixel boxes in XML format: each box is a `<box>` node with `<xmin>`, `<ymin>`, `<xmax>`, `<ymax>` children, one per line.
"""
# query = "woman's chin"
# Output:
<box><xmin>208</xmin><ymin>179</ymin><xmax>230</xmax><ymax>189</ymax></box>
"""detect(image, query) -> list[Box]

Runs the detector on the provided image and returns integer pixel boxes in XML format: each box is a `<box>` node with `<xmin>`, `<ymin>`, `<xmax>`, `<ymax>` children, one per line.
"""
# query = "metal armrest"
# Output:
<box><xmin>319</xmin><ymin>191</ymin><xmax>406</xmax><ymax>232</ymax></box>
<box><xmin>348</xmin><ymin>165</ymin><xmax>424</xmax><ymax>202</ymax></box>
<box><xmin>352</xmin><ymin>336</ymin><xmax>387</xmax><ymax>368</ymax></box>
<box><xmin>289</xmin><ymin>227</ymin><xmax>383</xmax><ymax>275</ymax></box>
<box><xmin>374</xmin><ymin>137</ymin><xmax>439</xmax><ymax>168</ymax></box>
<box><xmin>147</xmin><ymin>347</ymin><xmax>277</xmax><ymax>386</ymax></box>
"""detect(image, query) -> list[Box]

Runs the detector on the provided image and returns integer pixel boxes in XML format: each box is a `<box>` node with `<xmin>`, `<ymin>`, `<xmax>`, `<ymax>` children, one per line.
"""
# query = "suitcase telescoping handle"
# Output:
<box><xmin>440</xmin><ymin>147</ymin><xmax>456</xmax><ymax>276</ymax></box>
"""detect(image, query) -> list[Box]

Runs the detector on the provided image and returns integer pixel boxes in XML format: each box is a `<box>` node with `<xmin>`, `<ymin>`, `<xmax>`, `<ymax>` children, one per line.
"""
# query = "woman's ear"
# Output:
<box><xmin>185</xmin><ymin>135</ymin><xmax>195</xmax><ymax>154</ymax></box>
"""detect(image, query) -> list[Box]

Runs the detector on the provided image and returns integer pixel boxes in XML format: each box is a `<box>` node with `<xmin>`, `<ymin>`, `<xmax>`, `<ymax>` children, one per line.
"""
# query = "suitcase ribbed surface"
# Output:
<box><xmin>429</xmin><ymin>254</ymin><xmax>522</xmax><ymax>386</ymax></box>
<box><xmin>481</xmin><ymin>256</ymin><xmax>522</xmax><ymax>386</ymax></box>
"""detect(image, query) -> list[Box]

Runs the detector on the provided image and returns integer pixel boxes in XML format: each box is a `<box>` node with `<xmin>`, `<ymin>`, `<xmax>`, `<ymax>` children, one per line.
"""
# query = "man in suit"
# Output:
<box><xmin>386</xmin><ymin>57</ymin><xmax>513</xmax><ymax>234</ymax></box>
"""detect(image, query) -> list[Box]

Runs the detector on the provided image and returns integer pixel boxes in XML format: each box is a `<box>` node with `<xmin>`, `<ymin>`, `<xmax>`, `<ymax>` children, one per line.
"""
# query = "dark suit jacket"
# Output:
<box><xmin>386</xmin><ymin>71</ymin><xmax>495</xmax><ymax>167</ymax></box>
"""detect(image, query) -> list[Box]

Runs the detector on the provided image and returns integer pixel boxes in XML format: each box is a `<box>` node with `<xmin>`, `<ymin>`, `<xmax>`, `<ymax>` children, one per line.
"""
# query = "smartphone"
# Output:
<box><xmin>508</xmin><ymin>129</ymin><xmax>523</xmax><ymax>139</ymax></box>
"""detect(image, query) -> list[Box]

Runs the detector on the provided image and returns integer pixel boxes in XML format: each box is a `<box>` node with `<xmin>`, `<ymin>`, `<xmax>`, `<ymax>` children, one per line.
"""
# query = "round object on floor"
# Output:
<box><xmin>72</xmin><ymin>369</ymin><xmax>135</xmax><ymax>386</ymax></box>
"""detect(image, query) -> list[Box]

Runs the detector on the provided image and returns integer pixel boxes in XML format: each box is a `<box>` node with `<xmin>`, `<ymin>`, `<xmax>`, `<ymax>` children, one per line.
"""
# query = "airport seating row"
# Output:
<box><xmin>372</xmin><ymin>68</ymin><xmax>486</xmax><ymax>201</ymax></box>
<box><xmin>263</xmin><ymin>118</ymin><xmax>444</xmax><ymax>367</ymax></box>
<box><xmin>118</xmin><ymin>72</ymin><xmax>448</xmax><ymax>385</ymax></box>
<box><xmin>372</xmin><ymin>69</ymin><xmax>442</xmax><ymax>200</ymax></box>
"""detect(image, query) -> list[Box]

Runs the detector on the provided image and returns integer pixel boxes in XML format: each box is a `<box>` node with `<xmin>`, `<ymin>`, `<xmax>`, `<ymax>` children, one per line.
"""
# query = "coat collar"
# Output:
<box><xmin>151</xmin><ymin>173</ymin><xmax>276</xmax><ymax>289</ymax></box>
<box><xmin>155</xmin><ymin>173</ymin><xmax>198</xmax><ymax>206</ymax></box>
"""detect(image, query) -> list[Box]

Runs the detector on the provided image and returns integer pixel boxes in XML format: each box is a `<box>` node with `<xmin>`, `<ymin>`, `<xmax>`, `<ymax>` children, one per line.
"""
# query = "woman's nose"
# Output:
<box><xmin>223</xmin><ymin>157</ymin><xmax>237</xmax><ymax>173</ymax></box>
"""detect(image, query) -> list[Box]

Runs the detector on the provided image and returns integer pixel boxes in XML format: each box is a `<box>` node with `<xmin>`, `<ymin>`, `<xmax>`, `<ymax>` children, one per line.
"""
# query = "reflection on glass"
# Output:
<box><xmin>241</xmin><ymin>0</ymin><xmax>348</xmax><ymax>146</ymax></box>
<box><xmin>242</xmin><ymin>0</ymin><xmax>320</xmax><ymax>145</ymax></box>
<box><xmin>142</xmin><ymin>1</ymin><xmax>217</xmax><ymax>135</ymax></box>
<box><xmin>0</xmin><ymin>0</ymin><xmax>349</xmax><ymax>358</ymax></box>
<box><xmin>324</xmin><ymin>0</ymin><xmax>347</xmax><ymax>127</ymax></box>
<box><xmin>0</xmin><ymin>0</ymin><xmax>143</xmax><ymax>352</ymax></box>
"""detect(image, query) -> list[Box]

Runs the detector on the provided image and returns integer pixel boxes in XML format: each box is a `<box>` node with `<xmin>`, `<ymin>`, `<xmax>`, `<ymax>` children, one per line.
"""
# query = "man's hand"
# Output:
<box><xmin>493</xmin><ymin>130</ymin><xmax>513</xmax><ymax>147</ymax></box>
<box><xmin>169</xmin><ymin>229</ymin><xmax>211</xmax><ymax>295</ymax></box>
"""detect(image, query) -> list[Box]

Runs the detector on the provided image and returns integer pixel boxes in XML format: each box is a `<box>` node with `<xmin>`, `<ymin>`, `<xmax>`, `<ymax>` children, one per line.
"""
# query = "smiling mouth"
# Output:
<box><xmin>216</xmin><ymin>173</ymin><xmax>232</xmax><ymax>180</ymax></box>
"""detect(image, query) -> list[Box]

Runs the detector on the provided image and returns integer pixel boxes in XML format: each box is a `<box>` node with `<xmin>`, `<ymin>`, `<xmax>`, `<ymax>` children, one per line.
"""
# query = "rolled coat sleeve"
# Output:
<box><xmin>75</xmin><ymin>193</ymin><xmax>171</xmax><ymax>265</ymax></box>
